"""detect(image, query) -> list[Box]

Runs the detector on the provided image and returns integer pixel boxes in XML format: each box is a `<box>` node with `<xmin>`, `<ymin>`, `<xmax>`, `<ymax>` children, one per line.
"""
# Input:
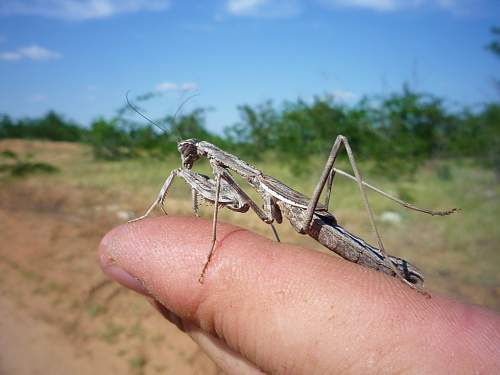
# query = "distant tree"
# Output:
<box><xmin>128</xmin><ymin>125</ymin><xmax>161</xmax><ymax>150</ymax></box>
<box><xmin>36</xmin><ymin>111</ymin><xmax>84</xmax><ymax>141</ymax></box>
<box><xmin>480</xmin><ymin>26</ymin><xmax>500</xmax><ymax>178</ymax></box>
<box><xmin>167</xmin><ymin>108</ymin><xmax>212</xmax><ymax>141</ymax></box>
<box><xmin>0</xmin><ymin>111</ymin><xmax>84</xmax><ymax>141</ymax></box>
<box><xmin>366</xmin><ymin>85</ymin><xmax>455</xmax><ymax>176</ymax></box>
<box><xmin>472</xmin><ymin>104</ymin><xmax>500</xmax><ymax>179</ymax></box>
<box><xmin>486</xmin><ymin>26</ymin><xmax>500</xmax><ymax>57</ymax></box>
<box><xmin>486</xmin><ymin>26</ymin><xmax>500</xmax><ymax>92</ymax></box>
<box><xmin>87</xmin><ymin>118</ymin><xmax>134</xmax><ymax>160</ymax></box>
<box><xmin>225</xmin><ymin>101</ymin><xmax>278</xmax><ymax>159</ymax></box>
<box><xmin>0</xmin><ymin>115</ymin><xmax>15</xmax><ymax>138</ymax></box>
<box><xmin>277</xmin><ymin>97</ymin><xmax>365</xmax><ymax>158</ymax></box>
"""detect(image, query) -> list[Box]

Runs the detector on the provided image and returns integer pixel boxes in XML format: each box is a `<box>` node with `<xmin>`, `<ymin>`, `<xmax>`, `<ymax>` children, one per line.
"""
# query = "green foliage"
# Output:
<box><xmin>168</xmin><ymin>108</ymin><xmax>212</xmax><ymax>140</ymax></box>
<box><xmin>224</xmin><ymin>88</ymin><xmax>473</xmax><ymax>177</ymax></box>
<box><xmin>225</xmin><ymin>101</ymin><xmax>279</xmax><ymax>159</ymax></box>
<box><xmin>87</xmin><ymin>118</ymin><xmax>135</xmax><ymax>160</ymax></box>
<box><xmin>1</xmin><ymin>150</ymin><xmax>17</xmax><ymax>158</ymax></box>
<box><xmin>367</xmin><ymin>86</ymin><xmax>455</xmax><ymax>176</ymax></box>
<box><xmin>0</xmin><ymin>111</ymin><xmax>85</xmax><ymax>141</ymax></box>
<box><xmin>0</xmin><ymin>150</ymin><xmax>59</xmax><ymax>177</ymax></box>
<box><xmin>396</xmin><ymin>186</ymin><xmax>416</xmax><ymax>204</ymax></box>
<box><xmin>1</xmin><ymin>86</ymin><xmax>499</xmax><ymax>178</ymax></box>
<box><xmin>128</xmin><ymin>354</ymin><xmax>147</xmax><ymax>371</ymax></box>
<box><xmin>469</xmin><ymin>104</ymin><xmax>500</xmax><ymax>177</ymax></box>
<box><xmin>486</xmin><ymin>26</ymin><xmax>500</xmax><ymax>57</ymax></box>
<box><xmin>436</xmin><ymin>164</ymin><xmax>453</xmax><ymax>181</ymax></box>
<box><xmin>100</xmin><ymin>321</ymin><xmax>125</xmax><ymax>344</ymax></box>
<box><xmin>85</xmin><ymin>105</ymin><xmax>228</xmax><ymax>161</ymax></box>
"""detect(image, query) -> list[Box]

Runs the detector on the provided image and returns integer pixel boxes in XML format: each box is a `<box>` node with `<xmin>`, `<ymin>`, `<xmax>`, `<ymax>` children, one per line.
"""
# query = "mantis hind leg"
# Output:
<box><xmin>323</xmin><ymin>168</ymin><xmax>336</xmax><ymax>209</ymax></box>
<box><xmin>299</xmin><ymin>135</ymin><xmax>420</xmax><ymax>291</ymax></box>
<box><xmin>331</xmin><ymin>168</ymin><xmax>458</xmax><ymax>216</ymax></box>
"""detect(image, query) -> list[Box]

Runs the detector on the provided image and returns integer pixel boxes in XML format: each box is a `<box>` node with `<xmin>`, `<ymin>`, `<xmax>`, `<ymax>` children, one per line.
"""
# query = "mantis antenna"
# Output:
<box><xmin>125</xmin><ymin>90</ymin><xmax>200</xmax><ymax>139</ymax></box>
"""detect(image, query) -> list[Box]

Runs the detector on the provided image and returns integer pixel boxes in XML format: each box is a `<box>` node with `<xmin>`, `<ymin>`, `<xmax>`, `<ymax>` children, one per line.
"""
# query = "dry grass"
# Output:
<box><xmin>2</xmin><ymin>139</ymin><xmax>499</xmax><ymax>309</ymax></box>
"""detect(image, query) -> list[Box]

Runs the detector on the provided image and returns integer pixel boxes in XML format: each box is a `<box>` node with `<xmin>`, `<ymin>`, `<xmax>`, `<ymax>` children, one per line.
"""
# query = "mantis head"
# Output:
<box><xmin>178</xmin><ymin>139</ymin><xmax>201</xmax><ymax>169</ymax></box>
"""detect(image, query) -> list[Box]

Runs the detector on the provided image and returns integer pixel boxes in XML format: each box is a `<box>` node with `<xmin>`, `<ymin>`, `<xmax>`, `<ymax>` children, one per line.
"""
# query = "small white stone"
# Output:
<box><xmin>116</xmin><ymin>210</ymin><xmax>134</xmax><ymax>220</ymax></box>
<box><xmin>380</xmin><ymin>211</ymin><xmax>402</xmax><ymax>224</ymax></box>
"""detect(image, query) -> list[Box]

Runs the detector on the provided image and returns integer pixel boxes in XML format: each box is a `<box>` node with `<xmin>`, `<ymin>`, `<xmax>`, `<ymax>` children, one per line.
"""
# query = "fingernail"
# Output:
<box><xmin>103</xmin><ymin>264</ymin><xmax>150</xmax><ymax>296</ymax></box>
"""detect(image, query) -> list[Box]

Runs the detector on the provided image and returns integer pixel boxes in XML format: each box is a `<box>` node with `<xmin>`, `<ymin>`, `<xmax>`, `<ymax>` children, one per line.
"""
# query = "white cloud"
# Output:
<box><xmin>0</xmin><ymin>51</ymin><xmax>20</xmax><ymax>61</ymax></box>
<box><xmin>225</xmin><ymin>0</ymin><xmax>301</xmax><ymax>18</ymax></box>
<box><xmin>155</xmin><ymin>81</ymin><xmax>199</xmax><ymax>93</ymax></box>
<box><xmin>223</xmin><ymin>0</ymin><xmax>467</xmax><ymax>18</ymax></box>
<box><xmin>320</xmin><ymin>0</ymin><xmax>419</xmax><ymax>11</ymax></box>
<box><xmin>0</xmin><ymin>44</ymin><xmax>62</xmax><ymax>61</ymax></box>
<box><xmin>155</xmin><ymin>82</ymin><xmax>178</xmax><ymax>92</ymax></box>
<box><xmin>221</xmin><ymin>0</ymin><xmax>490</xmax><ymax>17</ymax></box>
<box><xmin>19</xmin><ymin>45</ymin><xmax>62</xmax><ymax>60</ymax></box>
<box><xmin>227</xmin><ymin>0</ymin><xmax>269</xmax><ymax>15</ymax></box>
<box><xmin>0</xmin><ymin>0</ymin><xmax>170</xmax><ymax>21</ymax></box>
<box><xmin>180</xmin><ymin>82</ymin><xmax>199</xmax><ymax>92</ymax></box>
<box><xmin>28</xmin><ymin>94</ymin><xmax>48</xmax><ymax>102</ymax></box>
<box><xmin>331</xmin><ymin>89</ymin><xmax>357</xmax><ymax>102</ymax></box>
<box><xmin>318</xmin><ymin>0</ymin><xmax>470</xmax><ymax>12</ymax></box>
<box><xmin>436</xmin><ymin>0</ymin><xmax>455</xmax><ymax>7</ymax></box>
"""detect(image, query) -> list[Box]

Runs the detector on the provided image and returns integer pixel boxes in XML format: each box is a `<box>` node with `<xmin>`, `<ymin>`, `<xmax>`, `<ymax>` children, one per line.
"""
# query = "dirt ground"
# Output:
<box><xmin>0</xmin><ymin>140</ymin><xmax>499</xmax><ymax>374</ymax></box>
<box><xmin>0</xmin><ymin>157</ymin><xmax>219</xmax><ymax>374</ymax></box>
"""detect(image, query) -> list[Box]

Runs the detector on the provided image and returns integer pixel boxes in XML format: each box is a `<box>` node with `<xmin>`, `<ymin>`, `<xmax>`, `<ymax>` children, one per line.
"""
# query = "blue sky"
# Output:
<box><xmin>0</xmin><ymin>0</ymin><xmax>499</xmax><ymax>133</ymax></box>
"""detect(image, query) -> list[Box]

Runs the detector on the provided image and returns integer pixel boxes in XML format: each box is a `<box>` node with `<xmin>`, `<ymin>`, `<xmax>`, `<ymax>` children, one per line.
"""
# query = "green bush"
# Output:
<box><xmin>0</xmin><ymin>150</ymin><xmax>59</xmax><ymax>177</ymax></box>
<box><xmin>0</xmin><ymin>112</ymin><xmax>85</xmax><ymax>141</ymax></box>
<box><xmin>86</xmin><ymin>118</ymin><xmax>135</xmax><ymax>160</ymax></box>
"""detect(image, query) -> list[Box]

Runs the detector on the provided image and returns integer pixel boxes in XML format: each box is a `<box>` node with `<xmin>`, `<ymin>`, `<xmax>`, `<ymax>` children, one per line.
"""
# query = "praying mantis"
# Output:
<box><xmin>130</xmin><ymin>136</ymin><xmax>458</xmax><ymax>294</ymax></box>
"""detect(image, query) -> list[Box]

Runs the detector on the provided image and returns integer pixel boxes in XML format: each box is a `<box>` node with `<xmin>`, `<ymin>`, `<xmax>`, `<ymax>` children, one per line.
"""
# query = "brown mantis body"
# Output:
<box><xmin>131</xmin><ymin>136</ymin><xmax>458</xmax><ymax>293</ymax></box>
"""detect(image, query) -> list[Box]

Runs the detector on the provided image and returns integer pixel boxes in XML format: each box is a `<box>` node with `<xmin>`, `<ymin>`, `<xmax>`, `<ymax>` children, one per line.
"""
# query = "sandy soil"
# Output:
<box><xmin>0</xmin><ymin>178</ymin><xmax>219</xmax><ymax>375</ymax></box>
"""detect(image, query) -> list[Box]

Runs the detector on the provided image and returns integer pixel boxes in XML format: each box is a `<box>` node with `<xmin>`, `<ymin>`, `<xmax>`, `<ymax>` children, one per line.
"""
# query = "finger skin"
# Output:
<box><xmin>99</xmin><ymin>216</ymin><xmax>500</xmax><ymax>375</ymax></box>
<box><xmin>147</xmin><ymin>297</ymin><xmax>263</xmax><ymax>375</ymax></box>
<box><xmin>186</xmin><ymin>323</ymin><xmax>265</xmax><ymax>375</ymax></box>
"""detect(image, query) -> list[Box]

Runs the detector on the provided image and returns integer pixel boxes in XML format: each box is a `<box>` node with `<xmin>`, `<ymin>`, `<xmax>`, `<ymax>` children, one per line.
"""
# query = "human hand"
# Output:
<box><xmin>99</xmin><ymin>216</ymin><xmax>500</xmax><ymax>374</ymax></box>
